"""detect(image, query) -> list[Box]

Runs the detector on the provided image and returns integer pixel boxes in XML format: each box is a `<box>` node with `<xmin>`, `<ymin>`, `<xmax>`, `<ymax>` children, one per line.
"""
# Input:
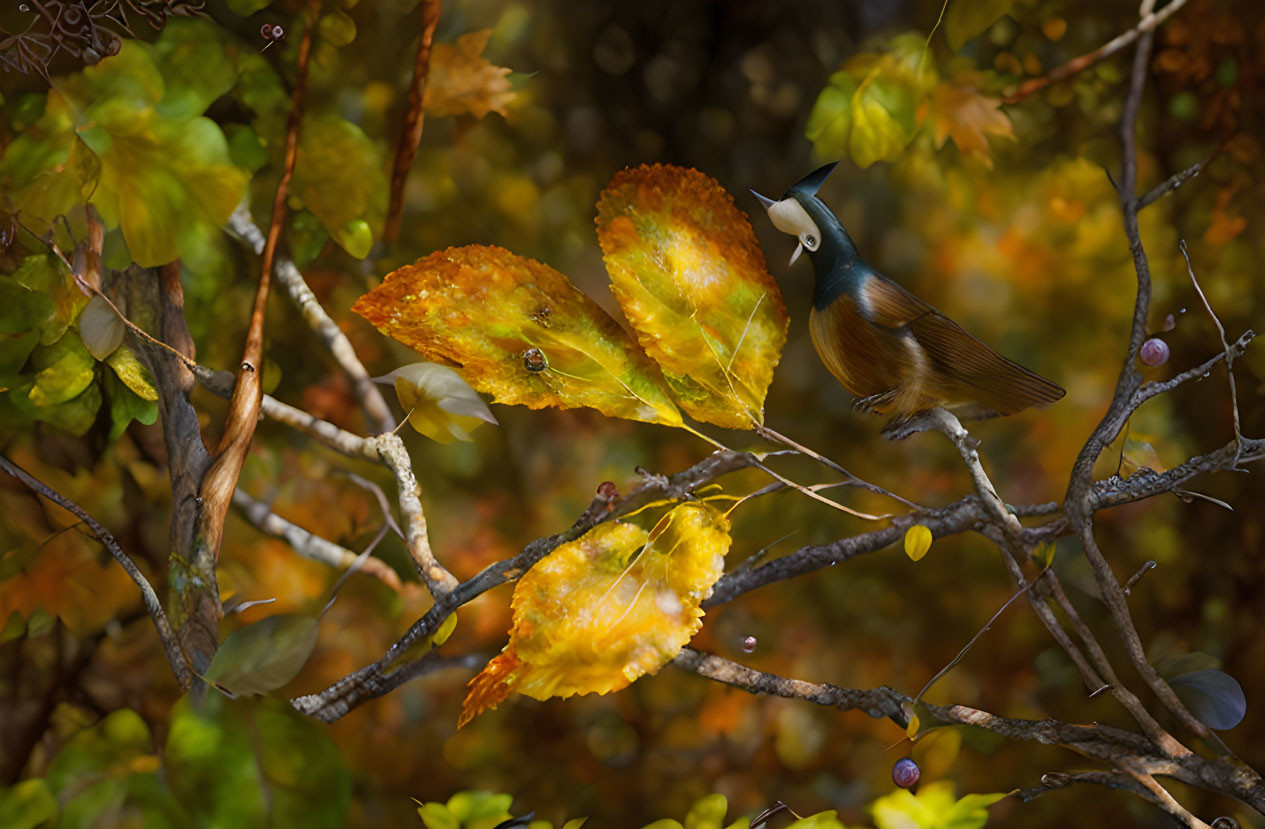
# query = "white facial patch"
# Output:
<box><xmin>766</xmin><ymin>198</ymin><xmax>821</xmax><ymax>266</ymax></box>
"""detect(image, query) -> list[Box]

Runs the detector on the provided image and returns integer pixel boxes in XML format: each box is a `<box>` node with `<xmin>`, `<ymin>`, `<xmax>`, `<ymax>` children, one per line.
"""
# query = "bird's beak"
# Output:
<box><xmin>788</xmin><ymin>242</ymin><xmax>804</xmax><ymax>267</ymax></box>
<box><xmin>749</xmin><ymin>189</ymin><xmax>777</xmax><ymax>212</ymax></box>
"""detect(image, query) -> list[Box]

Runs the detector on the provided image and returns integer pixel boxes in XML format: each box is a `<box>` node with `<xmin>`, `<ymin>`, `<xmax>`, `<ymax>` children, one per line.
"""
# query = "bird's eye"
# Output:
<box><xmin>804</xmin><ymin>234</ymin><xmax>817</xmax><ymax>249</ymax></box>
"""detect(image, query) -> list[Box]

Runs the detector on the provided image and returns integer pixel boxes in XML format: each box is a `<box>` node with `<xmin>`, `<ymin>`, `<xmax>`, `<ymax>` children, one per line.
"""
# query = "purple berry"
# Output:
<box><xmin>892</xmin><ymin>757</ymin><xmax>920</xmax><ymax>789</ymax></box>
<box><xmin>741</xmin><ymin>635</ymin><xmax>757</xmax><ymax>654</ymax></box>
<box><xmin>1140</xmin><ymin>338</ymin><xmax>1170</xmax><ymax>367</ymax></box>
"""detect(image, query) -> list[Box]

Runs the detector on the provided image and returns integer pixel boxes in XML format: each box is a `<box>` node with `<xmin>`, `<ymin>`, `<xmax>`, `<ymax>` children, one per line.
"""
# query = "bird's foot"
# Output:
<box><xmin>881</xmin><ymin>408</ymin><xmax>981</xmax><ymax>447</ymax></box>
<box><xmin>853</xmin><ymin>391</ymin><xmax>897</xmax><ymax>415</ymax></box>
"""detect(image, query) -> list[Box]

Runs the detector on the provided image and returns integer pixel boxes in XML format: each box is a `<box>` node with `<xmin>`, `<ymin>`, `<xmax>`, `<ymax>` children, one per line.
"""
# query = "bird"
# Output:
<box><xmin>750</xmin><ymin>162</ymin><xmax>1064</xmax><ymax>423</ymax></box>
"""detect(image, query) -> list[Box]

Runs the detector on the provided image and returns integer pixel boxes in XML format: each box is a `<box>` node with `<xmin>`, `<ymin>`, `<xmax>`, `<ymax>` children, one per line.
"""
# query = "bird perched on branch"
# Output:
<box><xmin>751</xmin><ymin>163</ymin><xmax>1064</xmax><ymax>424</ymax></box>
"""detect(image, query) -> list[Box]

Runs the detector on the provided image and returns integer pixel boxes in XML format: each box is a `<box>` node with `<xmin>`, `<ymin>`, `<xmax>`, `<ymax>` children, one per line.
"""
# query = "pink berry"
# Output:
<box><xmin>741</xmin><ymin>636</ymin><xmax>757</xmax><ymax>653</ymax></box>
<box><xmin>892</xmin><ymin>757</ymin><xmax>920</xmax><ymax>788</ymax></box>
<box><xmin>1140</xmin><ymin>338</ymin><xmax>1170</xmax><ymax>367</ymax></box>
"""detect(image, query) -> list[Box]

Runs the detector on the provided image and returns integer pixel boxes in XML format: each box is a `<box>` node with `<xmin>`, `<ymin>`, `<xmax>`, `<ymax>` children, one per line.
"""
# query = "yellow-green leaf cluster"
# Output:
<box><xmin>459</xmin><ymin>503</ymin><xmax>731</xmax><ymax>725</ymax></box>
<box><xmin>597</xmin><ymin>164</ymin><xmax>788</xmax><ymax>428</ymax></box>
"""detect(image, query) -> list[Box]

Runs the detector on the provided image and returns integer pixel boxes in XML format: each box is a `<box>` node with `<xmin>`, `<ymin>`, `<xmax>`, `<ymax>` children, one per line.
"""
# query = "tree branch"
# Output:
<box><xmin>385</xmin><ymin>0</ymin><xmax>443</xmax><ymax>242</ymax></box>
<box><xmin>0</xmin><ymin>455</ymin><xmax>191</xmax><ymax>689</ymax></box>
<box><xmin>227</xmin><ymin>207</ymin><xmax>396</xmax><ymax>434</ymax></box>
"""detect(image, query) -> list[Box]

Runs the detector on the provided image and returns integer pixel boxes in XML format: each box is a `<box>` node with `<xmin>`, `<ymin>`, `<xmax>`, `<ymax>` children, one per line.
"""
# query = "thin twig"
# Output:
<box><xmin>385</xmin><ymin>0</ymin><xmax>443</xmax><ymax>241</ymax></box>
<box><xmin>231</xmin><ymin>489</ymin><xmax>404</xmax><ymax>591</ymax></box>
<box><xmin>1002</xmin><ymin>0</ymin><xmax>1191</xmax><ymax>104</ymax></box>
<box><xmin>1178</xmin><ymin>240</ymin><xmax>1243</xmax><ymax>463</ymax></box>
<box><xmin>227</xmin><ymin>207</ymin><xmax>396</xmax><ymax>433</ymax></box>
<box><xmin>0</xmin><ymin>454</ymin><xmax>192</xmax><ymax>689</ymax></box>
<box><xmin>370</xmin><ymin>433</ymin><xmax>456</xmax><ymax>596</ymax></box>
<box><xmin>199</xmin><ymin>2</ymin><xmax>317</xmax><ymax>560</ymax></box>
<box><xmin>754</xmin><ymin>423</ymin><xmax>923</xmax><ymax>509</ymax></box>
<box><xmin>1123</xmin><ymin>560</ymin><xmax>1157</xmax><ymax>595</ymax></box>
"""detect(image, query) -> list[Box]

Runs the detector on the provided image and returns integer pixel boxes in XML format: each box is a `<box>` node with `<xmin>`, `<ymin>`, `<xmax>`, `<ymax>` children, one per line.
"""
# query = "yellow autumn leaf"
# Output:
<box><xmin>904</xmin><ymin>525</ymin><xmax>932</xmax><ymax>562</ymax></box>
<box><xmin>106</xmin><ymin>346</ymin><xmax>158</xmax><ymax>401</ymax></box>
<box><xmin>596</xmin><ymin>164</ymin><xmax>788</xmax><ymax>429</ymax></box>
<box><xmin>373</xmin><ymin>362</ymin><xmax>497</xmax><ymax>444</ymax></box>
<box><xmin>352</xmin><ymin>245</ymin><xmax>683</xmax><ymax>427</ymax></box>
<box><xmin>931</xmin><ymin>80</ymin><xmax>1015</xmax><ymax>167</ymax></box>
<box><xmin>425</xmin><ymin>30</ymin><xmax>515</xmax><ymax>118</ymax></box>
<box><xmin>906</xmin><ymin>713</ymin><xmax>921</xmax><ymax>739</ymax></box>
<box><xmin>459</xmin><ymin>502</ymin><xmax>731</xmax><ymax>726</ymax></box>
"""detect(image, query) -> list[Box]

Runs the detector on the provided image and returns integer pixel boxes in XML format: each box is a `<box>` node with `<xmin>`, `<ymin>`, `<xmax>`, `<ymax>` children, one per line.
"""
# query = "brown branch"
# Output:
<box><xmin>385</xmin><ymin>0</ymin><xmax>443</xmax><ymax>241</ymax></box>
<box><xmin>227</xmin><ymin>207</ymin><xmax>397</xmax><ymax>433</ymax></box>
<box><xmin>231</xmin><ymin>489</ymin><xmax>404</xmax><ymax>591</ymax></box>
<box><xmin>673</xmin><ymin>649</ymin><xmax>1265</xmax><ymax>816</ymax></box>
<box><xmin>0</xmin><ymin>455</ymin><xmax>191</xmax><ymax>689</ymax></box>
<box><xmin>370</xmin><ymin>433</ymin><xmax>456</xmax><ymax>596</ymax></box>
<box><xmin>1002</xmin><ymin>0</ymin><xmax>1190</xmax><ymax>104</ymax></box>
<box><xmin>199</xmin><ymin>2</ymin><xmax>316</xmax><ymax>562</ymax></box>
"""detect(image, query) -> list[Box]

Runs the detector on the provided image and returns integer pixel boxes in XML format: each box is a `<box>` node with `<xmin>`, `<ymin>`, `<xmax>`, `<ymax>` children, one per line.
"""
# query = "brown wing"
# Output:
<box><xmin>859</xmin><ymin>273</ymin><xmax>1065</xmax><ymax>415</ymax></box>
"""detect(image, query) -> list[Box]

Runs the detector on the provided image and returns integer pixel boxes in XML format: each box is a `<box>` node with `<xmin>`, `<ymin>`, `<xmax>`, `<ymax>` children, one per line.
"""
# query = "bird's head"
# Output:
<box><xmin>750</xmin><ymin>162</ymin><xmax>859</xmax><ymax>270</ymax></box>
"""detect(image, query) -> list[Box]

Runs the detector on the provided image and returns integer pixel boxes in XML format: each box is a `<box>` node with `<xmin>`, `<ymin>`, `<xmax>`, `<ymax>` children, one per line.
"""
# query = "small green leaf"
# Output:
<box><xmin>944</xmin><ymin>0</ymin><xmax>1013</xmax><ymax>52</ymax></box>
<box><xmin>849</xmin><ymin>71</ymin><xmax>919</xmax><ymax>169</ymax></box>
<box><xmin>205</xmin><ymin>614</ymin><xmax>320</xmax><ymax>696</ymax></box>
<box><xmin>684</xmin><ymin>793</ymin><xmax>728</xmax><ymax>829</ymax></box>
<box><xmin>293</xmin><ymin>114</ymin><xmax>386</xmax><ymax>255</ymax></box>
<box><xmin>417</xmin><ymin>803</ymin><xmax>460</xmax><ymax>829</ymax></box>
<box><xmin>0</xmin><ymin>778</ymin><xmax>57</xmax><ymax>829</ymax></box>
<box><xmin>226</xmin><ymin>124</ymin><xmax>269</xmax><ymax>173</ymax></box>
<box><xmin>228</xmin><ymin>0</ymin><xmax>274</xmax><ymax>15</ymax></box>
<box><xmin>334</xmin><ymin>218</ymin><xmax>373</xmax><ymax>259</ymax></box>
<box><xmin>104</xmin><ymin>369</ymin><xmax>158</xmax><ymax>441</ymax></box>
<box><xmin>562</xmin><ymin>819</ymin><xmax>589</xmax><ymax>829</ymax></box>
<box><xmin>106</xmin><ymin>345</ymin><xmax>158</xmax><ymax>401</ymax></box>
<box><xmin>0</xmin><ymin>611</ymin><xmax>26</xmax><ymax>644</ymax></box>
<box><xmin>784</xmin><ymin>813</ymin><xmax>844</xmax><ymax>829</ymax></box>
<box><xmin>150</xmin><ymin>18</ymin><xmax>237</xmax><ymax>120</ymax></box>
<box><xmin>806</xmin><ymin>71</ymin><xmax>859</xmax><ymax>160</ymax></box>
<box><xmin>318</xmin><ymin>11</ymin><xmax>358</xmax><ymax>47</ymax></box>
<box><xmin>446</xmin><ymin>790</ymin><xmax>513</xmax><ymax>823</ymax></box>
<box><xmin>30</xmin><ymin>332</ymin><xmax>95</xmax><ymax>407</ymax></box>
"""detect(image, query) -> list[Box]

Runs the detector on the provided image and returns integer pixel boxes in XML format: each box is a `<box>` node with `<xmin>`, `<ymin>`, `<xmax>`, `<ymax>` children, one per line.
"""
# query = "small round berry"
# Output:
<box><xmin>522</xmin><ymin>347</ymin><xmax>547</xmax><ymax>373</ymax></box>
<box><xmin>271</xmin><ymin>25</ymin><xmax>285</xmax><ymax>39</ymax></box>
<box><xmin>597</xmin><ymin>481</ymin><xmax>618</xmax><ymax>499</ymax></box>
<box><xmin>1140</xmin><ymin>337</ymin><xmax>1170</xmax><ymax>367</ymax></box>
<box><xmin>892</xmin><ymin>757</ymin><xmax>920</xmax><ymax>789</ymax></box>
<box><xmin>741</xmin><ymin>635</ymin><xmax>757</xmax><ymax>654</ymax></box>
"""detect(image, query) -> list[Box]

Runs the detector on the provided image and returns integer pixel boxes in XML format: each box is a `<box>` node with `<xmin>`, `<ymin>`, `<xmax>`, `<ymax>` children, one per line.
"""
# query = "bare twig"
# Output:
<box><xmin>199</xmin><ymin>2</ymin><xmax>316</xmax><ymax>561</ymax></box>
<box><xmin>227</xmin><ymin>207</ymin><xmax>396</xmax><ymax>434</ymax></box>
<box><xmin>1002</xmin><ymin>0</ymin><xmax>1190</xmax><ymax>104</ymax></box>
<box><xmin>370</xmin><ymin>433</ymin><xmax>456</xmax><ymax>596</ymax></box>
<box><xmin>0</xmin><ymin>455</ymin><xmax>192</xmax><ymax>689</ymax></box>
<box><xmin>1179</xmin><ymin>240</ymin><xmax>1243</xmax><ymax>462</ymax></box>
<box><xmin>1138</xmin><ymin>155</ymin><xmax>1212</xmax><ymax>210</ymax></box>
<box><xmin>1127</xmin><ymin>769</ymin><xmax>1214</xmax><ymax>828</ymax></box>
<box><xmin>231</xmin><ymin>489</ymin><xmax>404</xmax><ymax>590</ymax></box>
<box><xmin>385</xmin><ymin>0</ymin><xmax>443</xmax><ymax>241</ymax></box>
<box><xmin>1123</xmin><ymin>560</ymin><xmax>1157</xmax><ymax>595</ymax></box>
<box><xmin>754</xmin><ymin>423</ymin><xmax>923</xmax><ymax>509</ymax></box>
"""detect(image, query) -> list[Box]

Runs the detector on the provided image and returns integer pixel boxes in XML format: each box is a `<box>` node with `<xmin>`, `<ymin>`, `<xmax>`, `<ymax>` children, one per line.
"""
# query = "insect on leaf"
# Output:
<box><xmin>459</xmin><ymin>502</ymin><xmax>731</xmax><ymax>726</ymax></box>
<box><xmin>596</xmin><ymin>164</ymin><xmax>788</xmax><ymax>429</ymax></box>
<box><xmin>353</xmin><ymin>245</ymin><xmax>683</xmax><ymax>427</ymax></box>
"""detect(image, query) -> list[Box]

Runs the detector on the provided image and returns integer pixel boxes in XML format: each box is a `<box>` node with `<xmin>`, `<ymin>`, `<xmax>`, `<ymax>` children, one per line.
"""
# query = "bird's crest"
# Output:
<box><xmin>784</xmin><ymin>162</ymin><xmax>838</xmax><ymax>199</ymax></box>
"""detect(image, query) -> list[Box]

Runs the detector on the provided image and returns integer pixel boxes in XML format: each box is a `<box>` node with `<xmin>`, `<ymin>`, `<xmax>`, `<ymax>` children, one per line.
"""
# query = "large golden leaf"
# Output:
<box><xmin>459</xmin><ymin>503</ymin><xmax>731</xmax><ymax>726</ymax></box>
<box><xmin>596</xmin><ymin>164</ymin><xmax>788</xmax><ymax>429</ymax></box>
<box><xmin>352</xmin><ymin>245</ymin><xmax>682</xmax><ymax>426</ymax></box>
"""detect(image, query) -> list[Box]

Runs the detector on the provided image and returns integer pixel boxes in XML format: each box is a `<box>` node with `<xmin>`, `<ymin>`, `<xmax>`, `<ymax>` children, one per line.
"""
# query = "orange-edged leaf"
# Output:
<box><xmin>931</xmin><ymin>81</ymin><xmax>1015</xmax><ymax>167</ymax></box>
<box><xmin>459</xmin><ymin>503</ymin><xmax>731</xmax><ymax>726</ymax></box>
<box><xmin>596</xmin><ymin>164</ymin><xmax>788</xmax><ymax>429</ymax></box>
<box><xmin>353</xmin><ymin>245</ymin><xmax>683</xmax><ymax>427</ymax></box>
<box><xmin>424</xmin><ymin>30</ymin><xmax>515</xmax><ymax>119</ymax></box>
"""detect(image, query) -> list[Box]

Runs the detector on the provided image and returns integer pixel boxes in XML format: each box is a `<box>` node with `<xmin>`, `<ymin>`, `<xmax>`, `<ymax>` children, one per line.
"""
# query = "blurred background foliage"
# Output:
<box><xmin>1</xmin><ymin>0</ymin><xmax>1263</xmax><ymax>826</ymax></box>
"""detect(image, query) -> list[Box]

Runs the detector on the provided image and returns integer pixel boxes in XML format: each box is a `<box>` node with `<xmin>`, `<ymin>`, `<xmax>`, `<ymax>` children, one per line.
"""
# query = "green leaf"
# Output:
<box><xmin>9</xmin><ymin>378</ymin><xmax>102</xmax><ymax>436</ymax></box>
<box><xmin>944</xmin><ymin>0</ymin><xmax>1013</xmax><ymax>52</ymax></box>
<box><xmin>293</xmin><ymin>114</ymin><xmax>387</xmax><ymax>256</ymax></box>
<box><xmin>166</xmin><ymin>694</ymin><xmax>351</xmax><ymax>829</ymax></box>
<box><xmin>0</xmin><ymin>611</ymin><xmax>26</xmax><ymax>643</ymax></box>
<box><xmin>784</xmin><ymin>813</ymin><xmax>844</xmax><ymax>829</ymax></box>
<box><xmin>150</xmin><ymin>18</ymin><xmax>237</xmax><ymax>120</ymax></box>
<box><xmin>11</xmin><ymin>252</ymin><xmax>87</xmax><ymax>345</ymax></box>
<box><xmin>286</xmin><ymin>210</ymin><xmax>331</xmax><ymax>266</ymax></box>
<box><xmin>44</xmin><ymin>709</ymin><xmax>185</xmax><ymax>829</ymax></box>
<box><xmin>806</xmin><ymin>71</ymin><xmax>859</xmax><ymax>160</ymax></box>
<box><xmin>226</xmin><ymin>124</ymin><xmax>270</xmax><ymax>173</ymax></box>
<box><xmin>0</xmin><ymin>98</ymin><xmax>100</xmax><ymax>229</ymax></box>
<box><xmin>418</xmin><ymin>802</ymin><xmax>461</xmax><ymax>829</ymax></box>
<box><xmin>105</xmin><ymin>345</ymin><xmax>158</xmax><ymax>401</ymax></box>
<box><xmin>871</xmin><ymin>781</ymin><xmax>1006</xmax><ymax>829</ymax></box>
<box><xmin>228</xmin><ymin>0</ymin><xmax>273</xmax><ymax>13</ymax></box>
<box><xmin>684</xmin><ymin>794</ymin><xmax>729</xmax><ymax>829</ymax></box>
<box><xmin>204</xmin><ymin>613</ymin><xmax>320</xmax><ymax>696</ymax></box>
<box><xmin>318</xmin><ymin>11</ymin><xmax>358</xmax><ymax>47</ymax></box>
<box><xmin>0</xmin><ymin>277</ymin><xmax>52</xmax><ymax>382</ymax></box>
<box><xmin>446</xmin><ymin>790</ymin><xmax>513</xmax><ymax>823</ymax></box>
<box><xmin>103</xmin><ymin>369</ymin><xmax>158</xmax><ymax>441</ymax></box>
<box><xmin>0</xmin><ymin>779</ymin><xmax>57</xmax><ymax>829</ymax></box>
<box><xmin>849</xmin><ymin>71</ymin><xmax>919</xmax><ymax>169</ymax></box>
<box><xmin>50</xmin><ymin>42</ymin><xmax>248</xmax><ymax>267</ymax></box>
<box><xmin>29</xmin><ymin>332</ymin><xmax>94</xmax><ymax>407</ymax></box>
<box><xmin>641</xmin><ymin>821</ymin><xmax>684</xmax><ymax>829</ymax></box>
